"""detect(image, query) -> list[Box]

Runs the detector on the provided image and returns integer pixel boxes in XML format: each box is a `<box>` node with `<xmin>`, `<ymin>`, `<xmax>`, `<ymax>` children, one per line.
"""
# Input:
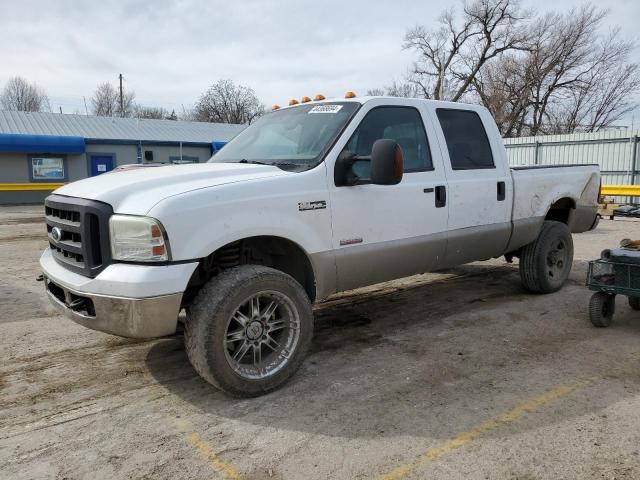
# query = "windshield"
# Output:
<box><xmin>209</xmin><ymin>102</ymin><xmax>359</xmax><ymax>170</ymax></box>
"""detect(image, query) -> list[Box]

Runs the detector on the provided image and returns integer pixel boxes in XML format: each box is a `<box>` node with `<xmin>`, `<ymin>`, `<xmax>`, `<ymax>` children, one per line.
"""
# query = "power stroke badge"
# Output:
<box><xmin>298</xmin><ymin>200</ymin><xmax>327</xmax><ymax>211</ymax></box>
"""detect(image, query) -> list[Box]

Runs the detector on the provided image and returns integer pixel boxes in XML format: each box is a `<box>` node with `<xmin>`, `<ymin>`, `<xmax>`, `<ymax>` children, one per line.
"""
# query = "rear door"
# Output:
<box><xmin>428</xmin><ymin>105</ymin><xmax>512</xmax><ymax>265</ymax></box>
<box><xmin>327</xmin><ymin>100</ymin><xmax>449</xmax><ymax>291</ymax></box>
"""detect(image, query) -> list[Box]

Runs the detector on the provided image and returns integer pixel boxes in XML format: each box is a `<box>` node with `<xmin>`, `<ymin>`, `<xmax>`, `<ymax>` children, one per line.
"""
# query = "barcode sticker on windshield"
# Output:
<box><xmin>308</xmin><ymin>105</ymin><xmax>343</xmax><ymax>114</ymax></box>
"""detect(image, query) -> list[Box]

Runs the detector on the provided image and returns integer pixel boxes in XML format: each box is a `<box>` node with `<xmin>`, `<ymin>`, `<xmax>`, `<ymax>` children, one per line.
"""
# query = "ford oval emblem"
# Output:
<box><xmin>51</xmin><ymin>227</ymin><xmax>62</xmax><ymax>242</ymax></box>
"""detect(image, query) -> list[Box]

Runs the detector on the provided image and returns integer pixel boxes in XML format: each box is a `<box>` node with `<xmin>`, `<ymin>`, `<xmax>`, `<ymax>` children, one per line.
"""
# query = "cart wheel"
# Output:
<box><xmin>589</xmin><ymin>292</ymin><xmax>615</xmax><ymax>327</ymax></box>
<box><xmin>628</xmin><ymin>296</ymin><xmax>640</xmax><ymax>311</ymax></box>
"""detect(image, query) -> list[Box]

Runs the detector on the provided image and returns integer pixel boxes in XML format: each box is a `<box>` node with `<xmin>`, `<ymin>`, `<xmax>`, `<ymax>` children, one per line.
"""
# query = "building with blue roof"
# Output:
<box><xmin>0</xmin><ymin>110</ymin><xmax>244</xmax><ymax>203</ymax></box>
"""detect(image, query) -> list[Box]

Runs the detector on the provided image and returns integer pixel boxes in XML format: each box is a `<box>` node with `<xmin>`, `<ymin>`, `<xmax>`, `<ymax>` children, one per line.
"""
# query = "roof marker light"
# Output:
<box><xmin>345</xmin><ymin>91</ymin><xmax>356</xmax><ymax>98</ymax></box>
<box><xmin>301</xmin><ymin>96</ymin><xmax>311</xmax><ymax>103</ymax></box>
<box><xmin>314</xmin><ymin>94</ymin><xmax>326</xmax><ymax>101</ymax></box>
<box><xmin>272</xmin><ymin>104</ymin><xmax>281</xmax><ymax>110</ymax></box>
<box><xmin>289</xmin><ymin>99</ymin><xmax>299</xmax><ymax>106</ymax></box>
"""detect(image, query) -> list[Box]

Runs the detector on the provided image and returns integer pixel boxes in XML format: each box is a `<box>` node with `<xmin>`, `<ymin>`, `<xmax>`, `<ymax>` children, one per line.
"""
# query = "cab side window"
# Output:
<box><xmin>436</xmin><ymin>109</ymin><xmax>494</xmax><ymax>170</ymax></box>
<box><xmin>345</xmin><ymin>107</ymin><xmax>433</xmax><ymax>175</ymax></box>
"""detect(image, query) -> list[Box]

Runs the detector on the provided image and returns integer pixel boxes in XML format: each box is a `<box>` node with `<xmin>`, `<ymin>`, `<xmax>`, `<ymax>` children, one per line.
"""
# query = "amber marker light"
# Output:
<box><xmin>314</xmin><ymin>94</ymin><xmax>326</xmax><ymax>101</ymax></box>
<box><xmin>301</xmin><ymin>96</ymin><xmax>311</xmax><ymax>103</ymax></box>
<box><xmin>289</xmin><ymin>99</ymin><xmax>299</xmax><ymax>106</ymax></box>
<box><xmin>272</xmin><ymin>104</ymin><xmax>281</xmax><ymax>110</ymax></box>
<box><xmin>345</xmin><ymin>91</ymin><xmax>356</xmax><ymax>98</ymax></box>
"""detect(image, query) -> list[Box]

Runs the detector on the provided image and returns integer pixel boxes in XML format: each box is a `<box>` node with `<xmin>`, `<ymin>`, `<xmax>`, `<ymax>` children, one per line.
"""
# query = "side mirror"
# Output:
<box><xmin>370</xmin><ymin>139</ymin><xmax>403</xmax><ymax>185</ymax></box>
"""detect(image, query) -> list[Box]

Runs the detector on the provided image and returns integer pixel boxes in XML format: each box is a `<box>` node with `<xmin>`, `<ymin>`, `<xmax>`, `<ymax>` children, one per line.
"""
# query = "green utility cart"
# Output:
<box><xmin>587</xmin><ymin>249</ymin><xmax>640</xmax><ymax>327</ymax></box>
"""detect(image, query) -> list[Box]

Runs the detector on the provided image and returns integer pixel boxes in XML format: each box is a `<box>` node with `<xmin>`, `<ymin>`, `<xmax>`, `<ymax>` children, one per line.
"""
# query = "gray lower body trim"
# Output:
<box><xmin>335</xmin><ymin>232</ymin><xmax>447</xmax><ymax>292</ymax></box>
<box><xmin>443</xmin><ymin>222</ymin><xmax>511</xmax><ymax>267</ymax></box>
<box><xmin>569</xmin><ymin>204</ymin><xmax>598</xmax><ymax>233</ymax></box>
<box><xmin>309</xmin><ymin>250</ymin><xmax>337</xmax><ymax>301</ymax></box>
<box><xmin>506</xmin><ymin>216</ymin><xmax>545</xmax><ymax>252</ymax></box>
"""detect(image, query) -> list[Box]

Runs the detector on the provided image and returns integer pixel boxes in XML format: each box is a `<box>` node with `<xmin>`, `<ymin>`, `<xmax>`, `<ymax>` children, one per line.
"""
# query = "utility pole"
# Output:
<box><xmin>118</xmin><ymin>73</ymin><xmax>124</xmax><ymax>117</ymax></box>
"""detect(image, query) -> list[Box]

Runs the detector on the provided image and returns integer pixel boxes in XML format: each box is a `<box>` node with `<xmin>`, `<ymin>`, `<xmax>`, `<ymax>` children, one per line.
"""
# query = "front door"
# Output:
<box><xmin>328</xmin><ymin>102</ymin><xmax>449</xmax><ymax>292</ymax></box>
<box><xmin>89</xmin><ymin>154</ymin><xmax>114</xmax><ymax>176</ymax></box>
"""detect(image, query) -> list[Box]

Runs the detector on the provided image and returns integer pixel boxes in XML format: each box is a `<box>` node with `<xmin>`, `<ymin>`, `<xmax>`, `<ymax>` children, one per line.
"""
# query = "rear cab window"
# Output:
<box><xmin>436</xmin><ymin>109</ymin><xmax>494</xmax><ymax>170</ymax></box>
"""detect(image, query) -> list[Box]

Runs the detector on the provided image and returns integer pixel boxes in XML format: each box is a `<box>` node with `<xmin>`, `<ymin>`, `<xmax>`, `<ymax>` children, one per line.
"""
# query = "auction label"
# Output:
<box><xmin>308</xmin><ymin>105</ymin><xmax>343</xmax><ymax>114</ymax></box>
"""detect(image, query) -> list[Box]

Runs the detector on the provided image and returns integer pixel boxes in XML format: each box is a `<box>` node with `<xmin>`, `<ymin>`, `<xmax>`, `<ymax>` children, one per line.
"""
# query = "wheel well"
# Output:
<box><xmin>545</xmin><ymin>197</ymin><xmax>575</xmax><ymax>224</ymax></box>
<box><xmin>184</xmin><ymin>236</ymin><xmax>316</xmax><ymax>305</ymax></box>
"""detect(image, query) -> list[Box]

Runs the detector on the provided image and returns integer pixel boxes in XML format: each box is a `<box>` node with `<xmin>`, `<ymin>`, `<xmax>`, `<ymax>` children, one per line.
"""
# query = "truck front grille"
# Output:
<box><xmin>45</xmin><ymin>195</ymin><xmax>113</xmax><ymax>277</ymax></box>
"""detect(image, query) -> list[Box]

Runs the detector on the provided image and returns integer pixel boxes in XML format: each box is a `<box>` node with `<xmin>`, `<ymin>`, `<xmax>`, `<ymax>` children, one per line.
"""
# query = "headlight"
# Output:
<box><xmin>109</xmin><ymin>215</ymin><xmax>170</xmax><ymax>262</ymax></box>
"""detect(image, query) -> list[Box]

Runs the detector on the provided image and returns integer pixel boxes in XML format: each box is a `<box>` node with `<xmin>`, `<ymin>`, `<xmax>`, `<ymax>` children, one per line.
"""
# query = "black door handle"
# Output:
<box><xmin>497</xmin><ymin>181</ymin><xmax>506</xmax><ymax>201</ymax></box>
<box><xmin>435</xmin><ymin>185</ymin><xmax>446</xmax><ymax>208</ymax></box>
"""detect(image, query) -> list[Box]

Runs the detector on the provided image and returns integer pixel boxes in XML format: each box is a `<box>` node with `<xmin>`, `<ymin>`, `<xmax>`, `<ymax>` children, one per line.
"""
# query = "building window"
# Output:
<box><xmin>30</xmin><ymin>157</ymin><xmax>66</xmax><ymax>181</ymax></box>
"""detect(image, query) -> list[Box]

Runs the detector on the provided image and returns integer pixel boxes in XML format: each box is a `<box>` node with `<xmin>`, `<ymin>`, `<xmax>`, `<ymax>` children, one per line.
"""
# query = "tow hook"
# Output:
<box><xmin>36</xmin><ymin>274</ymin><xmax>44</xmax><ymax>282</ymax></box>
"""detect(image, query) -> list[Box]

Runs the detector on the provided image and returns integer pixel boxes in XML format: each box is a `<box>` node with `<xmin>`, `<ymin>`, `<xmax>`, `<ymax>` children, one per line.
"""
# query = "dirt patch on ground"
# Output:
<box><xmin>0</xmin><ymin>233</ymin><xmax>47</xmax><ymax>242</ymax></box>
<box><xmin>2</xmin><ymin>206</ymin><xmax>640</xmax><ymax>480</ymax></box>
<box><xmin>1</xmin><ymin>216</ymin><xmax>45</xmax><ymax>225</ymax></box>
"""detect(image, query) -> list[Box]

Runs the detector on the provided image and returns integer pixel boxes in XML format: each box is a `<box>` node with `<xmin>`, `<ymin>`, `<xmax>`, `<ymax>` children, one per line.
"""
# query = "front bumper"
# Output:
<box><xmin>40</xmin><ymin>248</ymin><xmax>198</xmax><ymax>338</ymax></box>
<box><xmin>44</xmin><ymin>276</ymin><xmax>182</xmax><ymax>338</ymax></box>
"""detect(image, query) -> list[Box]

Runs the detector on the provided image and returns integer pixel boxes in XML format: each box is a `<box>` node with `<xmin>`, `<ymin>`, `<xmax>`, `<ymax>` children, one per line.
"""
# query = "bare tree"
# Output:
<box><xmin>367</xmin><ymin>81</ymin><xmax>421</xmax><ymax>98</ymax></box>
<box><xmin>531</xmin><ymin>15</ymin><xmax>640</xmax><ymax>134</ymax></box>
<box><xmin>90</xmin><ymin>82</ymin><xmax>135</xmax><ymax>117</ymax></box>
<box><xmin>193</xmin><ymin>79</ymin><xmax>265</xmax><ymax>124</ymax></box>
<box><xmin>412</xmin><ymin>2</ymin><xmax>640</xmax><ymax>135</ymax></box>
<box><xmin>133</xmin><ymin>105</ymin><xmax>177</xmax><ymax>120</ymax></box>
<box><xmin>0</xmin><ymin>76</ymin><xmax>51</xmax><ymax>112</ymax></box>
<box><xmin>472</xmin><ymin>54</ymin><xmax>532</xmax><ymax>136</ymax></box>
<box><xmin>366</xmin><ymin>88</ymin><xmax>385</xmax><ymax>96</ymax></box>
<box><xmin>484</xmin><ymin>5</ymin><xmax>640</xmax><ymax>136</ymax></box>
<box><xmin>404</xmin><ymin>0</ymin><xmax>530</xmax><ymax>101</ymax></box>
<box><xmin>166</xmin><ymin>109</ymin><xmax>178</xmax><ymax>121</ymax></box>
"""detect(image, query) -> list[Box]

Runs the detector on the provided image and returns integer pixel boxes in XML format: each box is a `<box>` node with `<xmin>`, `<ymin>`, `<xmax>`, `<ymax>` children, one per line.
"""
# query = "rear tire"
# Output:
<box><xmin>519</xmin><ymin>220</ymin><xmax>574</xmax><ymax>293</ymax></box>
<box><xmin>628</xmin><ymin>296</ymin><xmax>640</xmax><ymax>311</ymax></box>
<box><xmin>184</xmin><ymin>265</ymin><xmax>314</xmax><ymax>397</ymax></box>
<box><xmin>589</xmin><ymin>292</ymin><xmax>615</xmax><ymax>327</ymax></box>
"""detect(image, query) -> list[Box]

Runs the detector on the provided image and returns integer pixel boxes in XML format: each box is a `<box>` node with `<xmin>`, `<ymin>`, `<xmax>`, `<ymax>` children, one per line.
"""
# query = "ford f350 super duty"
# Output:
<box><xmin>41</xmin><ymin>96</ymin><xmax>600</xmax><ymax>396</ymax></box>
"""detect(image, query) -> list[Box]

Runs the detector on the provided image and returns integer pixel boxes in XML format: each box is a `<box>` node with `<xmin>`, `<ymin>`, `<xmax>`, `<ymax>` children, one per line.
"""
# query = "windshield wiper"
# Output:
<box><xmin>271</xmin><ymin>162</ymin><xmax>300</xmax><ymax>168</ymax></box>
<box><xmin>237</xmin><ymin>159</ymin><xmax>301</xmax><ymax>169</ymax></box>
<box><xmin>238</xmin><ymin>159</ymin><xmax>270</xmax><ymax>165</ymax></box>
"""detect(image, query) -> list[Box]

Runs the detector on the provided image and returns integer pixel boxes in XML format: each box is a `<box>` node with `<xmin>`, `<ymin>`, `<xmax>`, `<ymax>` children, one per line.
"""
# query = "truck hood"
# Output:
<box><xmin>54</xmin><ymin>162</ymin><xmax>289</xmax><ymax>214</ymax></box>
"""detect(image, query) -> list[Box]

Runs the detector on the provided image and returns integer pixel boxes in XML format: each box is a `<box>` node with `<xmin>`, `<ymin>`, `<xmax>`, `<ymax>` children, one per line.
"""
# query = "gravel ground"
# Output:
<box><xmin>1</xmin><ymin>206</ymin><xmax>640</xmax><ymax>480</ymax></box>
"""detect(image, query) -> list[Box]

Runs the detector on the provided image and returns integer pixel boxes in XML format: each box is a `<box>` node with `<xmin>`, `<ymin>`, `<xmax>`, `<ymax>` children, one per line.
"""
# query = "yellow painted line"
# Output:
<box><xmin>174</xmin><ymin>418</ymin><xmax>242</xmax><ymax>480</ymax></box>
<box><xmin>0</xmin><ymin>183</ymin><xmax>64</xmax><ymax>191</ymax></box>
<box><xmin>379</xmin><ymin>378</ymin><xmax>594</xmax><ymax>480</ymax></box>
<box><xmin>601</xmin><ymin>185</ymin><xmax>640</xmax><ymax>196</ymax></box>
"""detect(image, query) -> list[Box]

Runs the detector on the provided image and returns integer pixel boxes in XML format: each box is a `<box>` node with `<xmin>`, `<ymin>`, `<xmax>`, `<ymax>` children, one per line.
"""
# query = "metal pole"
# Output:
<box><xmin>631</xmin><ymin>135</ymin><xmax>639</xmax><ymax>205</ymax></box>
<box><xmin>632</xmin><ymin>135</ymin><xmax>638</xmax><ymax>185</ymax></box>
<box><xmin>534</xmin><ymin>141</ymin><xmax>540</xmax><ymax>165</ymax></box>
<box><xmin>118</xmin><ymin>73</ymin><xmax>124</xmax><ymax>117</ymax></box>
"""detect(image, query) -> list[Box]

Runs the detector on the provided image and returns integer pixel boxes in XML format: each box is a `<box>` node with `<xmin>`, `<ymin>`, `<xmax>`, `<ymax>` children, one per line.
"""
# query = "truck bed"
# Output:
<box><xmin>506</xmin><ymin>164</ymin><xmax>600</xmax><ymax>253</ymax></box>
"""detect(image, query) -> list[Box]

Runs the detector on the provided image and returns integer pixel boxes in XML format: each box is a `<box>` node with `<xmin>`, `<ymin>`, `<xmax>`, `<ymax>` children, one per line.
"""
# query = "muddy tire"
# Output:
<box><xmin>184</xmin><ymin>265</ymin><xmax>314</xmax><ymax>397</ymax></box>
<box><xmin>590</xmin><ymin>292</ymin><xmax>615</xmax><ymax>327</ymax></box>
<box><xmin>519</xmin><ymin>220</ymin><xmax>574</xmax><ymax>293</ymax></box>
<box><xmin>628</xmin><ymin>296</ymin><xmax>640</xmax><ymax>311</ymax></box>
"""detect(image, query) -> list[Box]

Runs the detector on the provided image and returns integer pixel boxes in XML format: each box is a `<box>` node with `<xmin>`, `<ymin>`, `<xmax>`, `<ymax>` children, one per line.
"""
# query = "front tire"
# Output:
<box><xmin>519</xmin><ymin>220</ymin><xmax>574</xmax><ymax>293</ymax></box>
<box><xmin>184</xmin><ymin>265</ymin><xmax>314</xmax><ymax>397</ymax></box>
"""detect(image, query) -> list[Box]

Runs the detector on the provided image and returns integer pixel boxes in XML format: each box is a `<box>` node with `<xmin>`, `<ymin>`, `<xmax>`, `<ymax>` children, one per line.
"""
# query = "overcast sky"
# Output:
<box><xmin>2</xmin><ymin>0</ymin><xmax>639</xmax><ymax>125</ymax></box>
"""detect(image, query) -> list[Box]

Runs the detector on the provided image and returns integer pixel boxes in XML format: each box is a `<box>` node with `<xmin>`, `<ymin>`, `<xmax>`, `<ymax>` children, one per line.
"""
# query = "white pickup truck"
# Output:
<box><xmin>41</xmin><ymin>96</ymin><xmax>600</xmax><ymax>396</ymax></box>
